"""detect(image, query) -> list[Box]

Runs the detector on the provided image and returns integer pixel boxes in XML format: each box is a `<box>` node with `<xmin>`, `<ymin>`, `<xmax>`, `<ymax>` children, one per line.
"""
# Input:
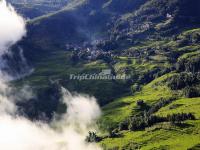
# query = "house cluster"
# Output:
<box><xmin>68</xmin><ymin>42</ymin><xmax>114</xmax><ymax>62</ymax></box>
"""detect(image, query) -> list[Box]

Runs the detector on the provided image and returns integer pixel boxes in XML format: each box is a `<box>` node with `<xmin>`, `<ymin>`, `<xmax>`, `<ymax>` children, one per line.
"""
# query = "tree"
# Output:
<box><xmin>85</xmin><ymin>131</ymin><xmax>101</xmax><ymax>143</ymax></box>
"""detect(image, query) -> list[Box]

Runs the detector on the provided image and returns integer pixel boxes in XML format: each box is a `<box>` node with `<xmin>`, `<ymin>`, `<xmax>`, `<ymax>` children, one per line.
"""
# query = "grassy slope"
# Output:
<box><xmin>101</xmin><ymin>120</ymin><xmax>200</xmax><ymax>150</ymax></box>
<box><xmin>100</xmin><ymin>73</ymin><xmax>174</xmax><ymax>129</ymax></box>
<box><xmin>99</xmin><ymin>29</ymin><xmax>200</xmax><ymax>149</ymax></box>
<box><xmin>100</xmin><ymin>74</ymin><xmax>200</xmax><ymax>150</ymax></box>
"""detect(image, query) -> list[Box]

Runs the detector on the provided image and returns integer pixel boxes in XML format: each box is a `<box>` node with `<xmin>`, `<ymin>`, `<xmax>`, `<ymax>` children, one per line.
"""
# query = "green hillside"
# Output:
<box><xmin>11</xmin><ymin>0</ymin><xmax>200</xmax><ymax>149</ymax></box>
<box><xmin>100</xmin><ymin>73</ymin><xmax>200</xmax><ymax>149</ymax></box>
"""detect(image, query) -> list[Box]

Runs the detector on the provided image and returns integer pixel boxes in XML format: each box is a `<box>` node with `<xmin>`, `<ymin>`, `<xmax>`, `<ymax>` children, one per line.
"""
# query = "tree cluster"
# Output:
<box><xmin>167</xmin><ymin>72</ymin><xmax>200</xmax><ymax>90</ymax></box>
<box><xmin>167</xmin><ymin>113</ymin><xmax>196</xmax><ymax>124</ymax></box>
<box><xmin>115</xmin><ymin>97</ymin><xmax>195</xmax><ymax>132</ymax></box>
<box><xmin>85</xmin><ymin>131</ymin><xmax>101</xmax><ymax>143</ymax></box>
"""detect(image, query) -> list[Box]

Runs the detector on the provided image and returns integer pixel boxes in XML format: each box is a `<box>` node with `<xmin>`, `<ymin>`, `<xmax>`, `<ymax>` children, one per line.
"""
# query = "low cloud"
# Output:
<box><xmin>0</xmin><ymin>1</ymin><xmax>102</xmax><ymax>150</ymax></box>
<box><xmin>0</xmin><ymin>91</ymin><xmax>102</xmax><ymax>150</ymax></box>
<box><xmin>0</xmin><ymin>0</ymin><xmax>26</xmax><ymax>54</ymax></box>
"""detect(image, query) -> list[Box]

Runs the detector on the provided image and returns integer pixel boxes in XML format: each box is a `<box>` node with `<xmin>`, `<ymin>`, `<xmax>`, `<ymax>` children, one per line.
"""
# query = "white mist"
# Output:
<box><xmin>0</xmin><ymin>0</ymin><xmax>102</xmax><ymax>150</ymax></box>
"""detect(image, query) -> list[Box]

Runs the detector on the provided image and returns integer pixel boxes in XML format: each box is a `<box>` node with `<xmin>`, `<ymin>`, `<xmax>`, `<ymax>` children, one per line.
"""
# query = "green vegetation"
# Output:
<box><xmin>100</xmin><ymin>74</ymin><xmax>200</xmax><ymax>149</ymax></box>
<box><xmin>98</xmin><ymin>28</ymin><xmax>200</xmax><ymax>149</ymax></box>
<box><xmin>12</xmin><ymin>0</ymin><xmax>200</xmax><ymax>149</ymax></box>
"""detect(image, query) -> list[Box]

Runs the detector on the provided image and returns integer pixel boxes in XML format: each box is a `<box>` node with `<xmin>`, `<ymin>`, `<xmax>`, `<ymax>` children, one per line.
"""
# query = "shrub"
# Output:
<box><xmin>167</xmin><ymin>72</ymin><xmax>199</xmax><ymax>90</ymax></box>
<box><xmin>128</xmin><ymin>114</ymin><xmax>165</xmax><ymax>131</ymax></box>
<box><xmin>167</xmin><ymin>113</ymin><xmax>196</xmax><ymax>124</ymax></box>
<box><xmin>147</xmin><ymin>97</ymin><xmax>177</xmax><ymax>115</ymax></box>
<box><xmin>85</xmin><ymin>132</ymin><xmax>101</xmax><ymax>143</ymax></box>
<box><xmin>183</xmin><ymin>86</ymin><xmax>200</xmax><ymax>98</ymax></box>
<box><xmin>119</xmin><ymin>120</ymin><xmax>129</xmax><ymax>131</ymax></box>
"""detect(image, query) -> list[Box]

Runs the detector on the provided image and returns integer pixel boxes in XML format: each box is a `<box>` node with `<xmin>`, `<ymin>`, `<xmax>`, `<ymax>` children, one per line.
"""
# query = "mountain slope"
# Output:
<box><xmin>19</xmin><ymin>0</ymin><xmax>200</xmax><ymax>62</ymax></box>
<box><xmin>10</xmin><ymin>1</ymin><xmax>200</xmax><ymax>149</ymax></box>
<box><xmin>8</xmin><ymin>0</ymin><xmax>69</xmax><ymax>18</ymax></box>
<box><xmin>99</xmin><ymin>28</ymin><xmax>200</xmax><ymax>149</ymax></box>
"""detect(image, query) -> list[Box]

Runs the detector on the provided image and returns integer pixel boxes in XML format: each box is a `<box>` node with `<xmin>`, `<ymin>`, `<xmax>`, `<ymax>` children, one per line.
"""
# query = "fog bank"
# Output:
<box><xmin>0</xmin><ymin>1</ymin><xmax>102</xmax><ymax>149</ymax></box>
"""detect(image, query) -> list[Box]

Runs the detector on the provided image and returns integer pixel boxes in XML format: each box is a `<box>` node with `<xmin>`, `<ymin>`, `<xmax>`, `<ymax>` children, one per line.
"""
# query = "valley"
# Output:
<box><xmin>5</xmin><ymin>0</ymin><xmax>200</xmax><ymax>149</ymax></box>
